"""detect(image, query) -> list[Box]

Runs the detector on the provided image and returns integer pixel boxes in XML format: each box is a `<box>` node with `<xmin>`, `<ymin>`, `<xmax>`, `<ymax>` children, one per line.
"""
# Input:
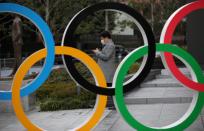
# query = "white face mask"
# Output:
<box><xmin>101</xmin><ymin>39</ymin><xmax>105</xmax><ymax>45</ymax></box>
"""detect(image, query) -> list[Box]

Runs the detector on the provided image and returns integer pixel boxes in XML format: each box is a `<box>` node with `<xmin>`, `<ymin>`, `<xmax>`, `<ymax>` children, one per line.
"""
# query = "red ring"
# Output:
<box><xmin>162</xmin><ymin>0</ymin><xmax>204</xmax><ymax>91</ymax></box>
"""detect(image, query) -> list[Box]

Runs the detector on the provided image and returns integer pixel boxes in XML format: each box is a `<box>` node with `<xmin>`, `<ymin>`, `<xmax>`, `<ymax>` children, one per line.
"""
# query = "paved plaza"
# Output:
<box><xmin>0</xmin><ymin>105</ymin><xmax>203</xmax><ymax>131</ymax></box>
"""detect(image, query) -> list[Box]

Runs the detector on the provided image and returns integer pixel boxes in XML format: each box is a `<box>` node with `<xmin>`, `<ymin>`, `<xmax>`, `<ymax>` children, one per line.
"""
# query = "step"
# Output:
<box><xmin>156</xmin><ymin>74</ymin><xmax>191</xmax><ymax>79</ymax></box>
<box><xmin>156</xmin><ymin>74</ymin><xmax>172</xmax><ymax>79</ymax></box>
<box><xmin>161</xmin><ymin>68</ymin><xmax>191</xmax><ymax>76</ymax></box>
<box><xmin>160</xmin><ymin>68</ymin><xmax>204</xmax><ymax>79</ymax></box>
<box><xmin>125</xmin><ymin>69</ymin><xmax>161</xmax><ymax>82</ymax></box>
<box><xmin>124</xmin><ymin>87</ymin><xmax>195</xmax><ymax>104</ymax></box>
<box><xmin>140</xmin><ymin>78</ymin><xmax>183</xmax><ymax>88</ymax></box>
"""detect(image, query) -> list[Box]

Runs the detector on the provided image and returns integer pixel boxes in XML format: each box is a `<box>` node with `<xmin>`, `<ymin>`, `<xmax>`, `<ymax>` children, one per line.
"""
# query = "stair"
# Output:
<box><xmin>124</xmin><ymin>68</ymin><xmax>195</xmax><ymax>104</ymax></box>
<box><xmin>140</xmin><ymin>78</ymin><xmax>183</xmax><ymax>88</ymax></box>
<box><xmin>94</xmin><ymin>68</ymin><xmax>203</xmax><ymax>131</ymax></box>
<box><xmin>125</xmin><ymin>87</ymin><xmax>194</xmax><ymax>104</ymax></box>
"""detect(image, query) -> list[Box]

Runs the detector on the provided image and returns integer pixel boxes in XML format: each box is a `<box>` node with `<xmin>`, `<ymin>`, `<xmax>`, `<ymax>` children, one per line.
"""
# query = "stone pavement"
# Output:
<box><xmin>0</xmin><ymin>105</ymin><xmax>203</xmax><ymax>131</ymax></box>
<box><xmin>94</xmin><ymin>104</ymin><xmax>204</xmax><ymax>131</ymax></box>
<box><xmin>0</xmin><ymin>109</ymin><xmax>111</xmax><ymax>131</ymax></box>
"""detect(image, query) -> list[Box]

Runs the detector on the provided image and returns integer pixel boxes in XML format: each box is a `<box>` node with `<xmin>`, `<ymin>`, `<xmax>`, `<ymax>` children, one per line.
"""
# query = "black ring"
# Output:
<box><xmin>62</xmin><ymin>2</ymin><xmax>156</xmax><ymax>96</ymax></box>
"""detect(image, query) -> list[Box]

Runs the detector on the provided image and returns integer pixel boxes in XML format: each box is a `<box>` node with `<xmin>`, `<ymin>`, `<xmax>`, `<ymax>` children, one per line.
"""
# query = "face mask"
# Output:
<box><xmin>101</xmin><ymin>39</ymin><xmax>105</xmax><ymax>45</ymax></box>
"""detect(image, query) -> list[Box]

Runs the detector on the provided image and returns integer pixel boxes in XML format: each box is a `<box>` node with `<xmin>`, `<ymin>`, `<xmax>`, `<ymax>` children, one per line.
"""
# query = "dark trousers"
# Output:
<box><xmin>106</xmin><ymin>83</ymin><xmax>115</xmax><ymax>109</ymax></box>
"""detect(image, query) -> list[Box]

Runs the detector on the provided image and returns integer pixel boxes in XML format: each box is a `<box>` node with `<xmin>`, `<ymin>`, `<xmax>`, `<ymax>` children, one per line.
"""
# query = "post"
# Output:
<box><xmin>3</xmin><ymin>58</ymin><xmax>5</xmax><ymax>68</ymax></box>
<box><xmin>76</xmin><ymin>83</ymin><xmax>81</xmax><ymax>96</ymax></box>
<box><xmin>45</xmin><ymin>0</ymin><xmax>49</xmax><ymax>23</ymax></box>
<box><xmin>105</xmin><ymin>0</ymin><xmax>109</xmax><ymax>31</ymax></box>
<box><xmin>151</xmin><ymin>2</ymin><xmax>154</xmax><ymax>32</ymax></box>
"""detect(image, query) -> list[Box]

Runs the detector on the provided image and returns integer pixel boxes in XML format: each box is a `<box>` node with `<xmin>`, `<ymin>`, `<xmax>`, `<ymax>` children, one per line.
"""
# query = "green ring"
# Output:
<box><xmin>114</xmin><ymin>44</ymin><xmax>204</xmax><ymax>131</ymax></box>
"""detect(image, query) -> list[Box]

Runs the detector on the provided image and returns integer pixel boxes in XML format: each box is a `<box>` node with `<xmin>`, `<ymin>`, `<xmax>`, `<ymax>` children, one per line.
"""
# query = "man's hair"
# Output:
<box><xmin>100</xmin><ymin>31</ymin><xmax>111</xmax><ymax>39</ymax></box>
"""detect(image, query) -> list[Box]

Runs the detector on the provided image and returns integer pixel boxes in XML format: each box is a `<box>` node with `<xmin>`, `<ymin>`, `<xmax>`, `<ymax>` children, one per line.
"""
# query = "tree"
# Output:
<box><xmin>17</xmin><ymin>0</ymin><xmax>116</xmax><ymax>42</ymax></box>
<box><xmin>0</xmin><ymin>0</ymin><xmax>117</xmax><ymax>76</ymax></box>
<box><xmin>10</xmin><ymin>15</ymin><xmax>23</xmax><ymax>76</ymax></box>
<box><xmin>118</xmin><ymin>0</ymin><xmax>183</xmax><ymax>37</ymax></box>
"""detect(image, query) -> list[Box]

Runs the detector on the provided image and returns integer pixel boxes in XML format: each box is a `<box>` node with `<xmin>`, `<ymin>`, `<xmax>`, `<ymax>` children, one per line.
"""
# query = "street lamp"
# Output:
<box><xmin>105</xmin><ymin>0</ymin><xmax>109</xmax><ymax>31</ymax></box>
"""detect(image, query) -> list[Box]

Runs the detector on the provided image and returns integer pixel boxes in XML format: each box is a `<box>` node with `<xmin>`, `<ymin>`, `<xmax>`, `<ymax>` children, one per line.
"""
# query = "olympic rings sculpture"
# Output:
<box><xmin>0</xmin><ymin>1</ymin><xmax>204</xmax><ymax>131</ymax></box>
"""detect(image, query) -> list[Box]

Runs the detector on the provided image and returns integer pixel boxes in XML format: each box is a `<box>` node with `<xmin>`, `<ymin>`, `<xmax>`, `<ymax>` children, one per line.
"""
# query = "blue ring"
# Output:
<box><xmin>0</xmin><ymin>3</ymin><xmax>55</xmax><ymax>100</ymax></box>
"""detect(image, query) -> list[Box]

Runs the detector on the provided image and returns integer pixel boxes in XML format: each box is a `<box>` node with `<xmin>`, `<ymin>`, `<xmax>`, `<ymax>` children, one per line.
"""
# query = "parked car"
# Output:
<box><xmin>115</xmin><ymin>45</ymin><xmax>129</xmax><ymax>62</ymax></box>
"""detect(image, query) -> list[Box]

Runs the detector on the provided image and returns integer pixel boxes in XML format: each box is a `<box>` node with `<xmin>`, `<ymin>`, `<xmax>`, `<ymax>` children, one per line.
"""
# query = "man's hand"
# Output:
<box><xmin>92</xmin><ymin>48</ymin><xmax>100</xmax><ymax>53</ymax></box>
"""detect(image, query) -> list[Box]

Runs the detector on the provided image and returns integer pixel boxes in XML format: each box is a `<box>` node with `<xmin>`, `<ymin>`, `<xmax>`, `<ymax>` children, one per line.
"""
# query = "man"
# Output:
<box><xmin>93</xmin><ymin>31</ymin><xmax>116</xmax><ymax>86</ymax></box>
<box><xmin>92</xmin><ymin>31</ymin><xmax>116</xmax><ymax>109</ymax></box>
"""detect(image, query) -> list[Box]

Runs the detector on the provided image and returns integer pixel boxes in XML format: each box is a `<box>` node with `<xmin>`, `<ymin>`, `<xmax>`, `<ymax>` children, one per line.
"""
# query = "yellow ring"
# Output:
<box><xmin>12</xmin><ymin>46</ymin><xmax>107</xmax><ymax>131</ymax></box>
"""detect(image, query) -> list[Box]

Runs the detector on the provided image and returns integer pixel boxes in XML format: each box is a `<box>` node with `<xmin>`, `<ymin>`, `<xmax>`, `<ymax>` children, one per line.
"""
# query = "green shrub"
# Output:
<box><xmin>39</xmin><ymin>95</ymin><xmax>96</xmax><ymax>111</ymax></box>
<box><xmin>128</xmin><ymin>62</ymin><xmax>140</xmax><ymax>74</ymax></box>
<box><xmin>36</xmin><ymin>66</ymin><xmax>96</xmax><ymax>111</ymax></box>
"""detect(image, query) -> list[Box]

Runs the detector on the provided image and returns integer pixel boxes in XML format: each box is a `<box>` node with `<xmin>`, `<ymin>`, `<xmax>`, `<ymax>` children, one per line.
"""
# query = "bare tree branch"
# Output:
<box><xmin>0</xmin><ymin>19</ymin><xmax>13</xmax><ymax>26</ymax></box>
<box><xmin>0</xmin><ymin>14</ymin><xmax>10</xmax><ymax>21</ymax></box>
<box><xmin>0</xmin><ymin>35</ymin><xmax>11</xmax><ymax>42</ymax></box>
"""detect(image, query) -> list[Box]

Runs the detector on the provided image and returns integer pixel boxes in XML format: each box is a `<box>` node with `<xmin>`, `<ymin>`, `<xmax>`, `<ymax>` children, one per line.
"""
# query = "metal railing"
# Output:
<box><xmin>0</xmin><ymin>58</ymin><xmax>16</xmax><ymax>68</ymax></box>
<box><xmin>0</xmin><ymin>57</ymin><xmax>44</xmax><ymax>78</ymax></box>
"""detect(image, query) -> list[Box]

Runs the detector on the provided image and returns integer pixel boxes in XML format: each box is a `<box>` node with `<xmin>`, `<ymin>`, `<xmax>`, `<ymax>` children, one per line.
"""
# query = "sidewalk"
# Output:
<box><xmin>0</xmin><ymin>105</ymin><xmax>203</xmax><ymax>131</ymax></box>
<box><xmin>0</xmin><ymin>109</ymin><xmax>111</xmax><ymax>131</ymax></box>
<box><xmin>94</xmin><ymin>104</ymin><xmax>204</xmax><ymax>131</ymax></box>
